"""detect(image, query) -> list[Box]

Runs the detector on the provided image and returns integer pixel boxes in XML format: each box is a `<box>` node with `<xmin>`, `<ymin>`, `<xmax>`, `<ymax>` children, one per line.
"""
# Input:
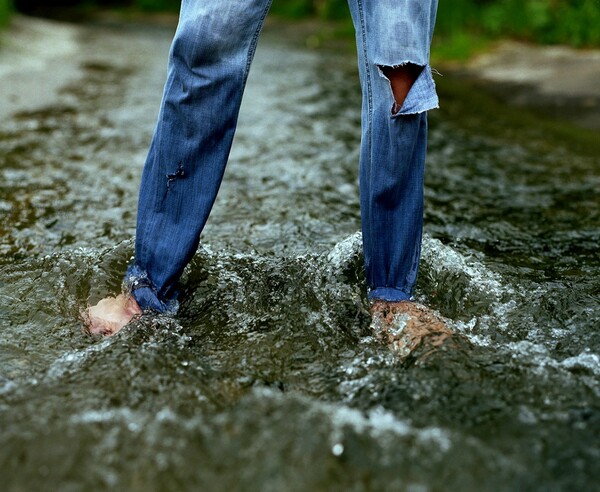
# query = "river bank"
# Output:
<box><xmin>457</xmin><ymin>40</ymin><xmax>600</xmax><ymax>131</ymax></box>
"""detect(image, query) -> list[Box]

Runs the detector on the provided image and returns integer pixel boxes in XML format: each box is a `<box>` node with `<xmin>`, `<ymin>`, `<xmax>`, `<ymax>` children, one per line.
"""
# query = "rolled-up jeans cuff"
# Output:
<box><xmin>368</xmin><ymin>287</ymin><xmax>412</xmax><ymax>302</ymax></box>
<box><xmin>123</xmin><ymin>264</ymin><xmax>179</xmax><ymax>314</ymax></box>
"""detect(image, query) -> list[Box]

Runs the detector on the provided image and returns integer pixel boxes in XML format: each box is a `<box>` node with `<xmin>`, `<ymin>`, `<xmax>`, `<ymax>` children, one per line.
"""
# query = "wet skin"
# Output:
<box><xmin>83</xmin><ymin>294</ymin><xmax>142</xmax><ymax>336</ymax></box>
<box><xmin>370</xmin><ymin>300</ymin><xmax>455</xmax><ymax>360</ymax></box>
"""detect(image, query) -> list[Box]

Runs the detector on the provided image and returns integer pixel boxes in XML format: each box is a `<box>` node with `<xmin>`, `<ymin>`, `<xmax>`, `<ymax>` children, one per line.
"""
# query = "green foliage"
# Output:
<box><xmin>314</xmin><ymin>0</ymin><xmax>348</xmax><ymax>20</ymax></box>
<box><xmin>270</xmin><ymin>0</ymin><xmax>600</xmax><ymax>48</ymax></box>
<box><xmin>437</xmin><ymin>0</ymin><xmax>600</xmax><ymax>47</ymax></box>
<box><xmin>432</xmin><ymin>31</ymin><xmax>490</xmax><ymax>62</ymax></box>
<box><xmin>132</xmin><ymin>0</ymin><xmax>179</xmax><ymax>12</ymax></box>
<box><xmin>430</xmin><ymin>0</ymin><xmax>600</xmax><ymax>59</ymax></box>
<box><xmin>270</xmin><ymin>0</ymin><xmax>314</xmax><ymax>18</ymax></box>
<box><xmin>9</xmin><ymin>0</ymin><xmax>600</xmax><ymax>47</ymax></box>
<box><xmin>436</xmin><ymin>0</ymin><xmax>479</xmax><ymax>35</ymax></box>
<box><xmin>270</xmin><ymin>0</ymin><xmax>349</xmax><ymax>20</ymax></box>
<box><xmin>0</xmin><ymin>0</ymin><xmax>12</xmax><ymax>26</ymax></box>
<box><xmin>553</xmin><ymin>0</ymin><xmax>600</xmax><ymax>46</ymax></box>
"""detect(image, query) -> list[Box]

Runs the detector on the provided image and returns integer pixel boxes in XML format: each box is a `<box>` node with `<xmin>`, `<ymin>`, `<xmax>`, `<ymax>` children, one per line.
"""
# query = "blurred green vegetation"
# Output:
<box><xmin>5</xmin><ymin>0</ymin><xmax>600</xmax><ymax>51</ymax></box>
<box><xmin>436</xmin><ymin>0</ymin><xmax>600</xmax><ymax>51</ymax></box>
<box><xmin>130</xmin><ymin>0</ymin><xmax>178</xmax><ymax>12</ymax></box>
<box><xmin>271</xmin><ymin>0</ymin><xmax>600</xmax><ymax>59</ymax></box>
<box><xmin>271</xmin><ymin>0</ymin><xmax>600</xmax><ymax>50</ymax></box>
<box><xmin>12</xmin><ymin>0</ymin><xmax>180</xmax><ymax>15</ymax></box>
<box><xmin>269</xmin><ymin>0</ymin><xmax>348</xmax><ymax>19</ymax></box>
<box><xmin>0</xmin><ymin>0</ymin><xmax>11</xmax><ymax>26</ymax></box>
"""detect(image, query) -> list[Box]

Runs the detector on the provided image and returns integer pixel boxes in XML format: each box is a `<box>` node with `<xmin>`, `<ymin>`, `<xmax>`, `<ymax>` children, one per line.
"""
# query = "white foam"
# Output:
<box><xmin>326</xmin><ymin>231</ymin><xmax>362</xmax><ymax>273</ymax></box>
<box><xmin>70</xmin><ymin>407</ymin><xmax>139</xmax><ymax>425</ymax></box>
<box><xmin>420</xmin><ymin>234</ymin><xmax>513</xmax><ymax>301</ymax></box>
<box><xmin>560</xmin><ymin>352</ymin><xmax>600</xmax><ymax>377</ymax></box>
<box><xmin>45</xmin><ymin>338</ymin><xmax>112</xmax><ymax>380</ymax></box>
<box><xmin>255</xmin><ymin>387</ymin><xmax>453</xmax><ymax>453</ymax></box>
<box><xmin>0</xmin><ymin>380</ymin><xmax>17</xmax><ymax>395</ymax></box>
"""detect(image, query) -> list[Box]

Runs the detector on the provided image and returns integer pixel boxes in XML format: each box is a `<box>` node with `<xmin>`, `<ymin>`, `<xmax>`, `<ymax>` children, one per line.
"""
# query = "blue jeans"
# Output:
<box><xmin>125</xmin><ymin>0</ymin><xmax>439</xmax><ymax>313</ymax></box>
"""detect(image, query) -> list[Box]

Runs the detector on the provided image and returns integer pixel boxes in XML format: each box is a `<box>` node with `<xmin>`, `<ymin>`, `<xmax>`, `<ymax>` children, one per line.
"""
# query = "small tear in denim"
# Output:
<box><xmin>166</xmin><ymin>163</ymin><xmax>185</xmax><ymax>189</ymax></box>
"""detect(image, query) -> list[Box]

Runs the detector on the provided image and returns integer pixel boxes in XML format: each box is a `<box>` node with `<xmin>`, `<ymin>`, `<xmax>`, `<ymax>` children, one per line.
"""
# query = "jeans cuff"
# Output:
<box><xmin>368</xmin><ymin>287</ymin><xmax>412</xmax><ymax>302</ymax></box>
<box><xmin>123</xmin><ymin>264</ymin><xmax>179</xmax><ymax>315</ymax></box>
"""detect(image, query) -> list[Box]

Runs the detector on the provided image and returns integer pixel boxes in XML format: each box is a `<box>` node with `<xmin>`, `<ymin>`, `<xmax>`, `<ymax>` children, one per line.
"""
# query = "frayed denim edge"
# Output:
<box><xmin>376</xmin><ymin>63</ymin><xmax>440</xmax><ymax>116</ymax></box>
<box><xmin>123</xmin><ymin>264</ymin><xmax>179</xmax><ymax>315</ymax></box>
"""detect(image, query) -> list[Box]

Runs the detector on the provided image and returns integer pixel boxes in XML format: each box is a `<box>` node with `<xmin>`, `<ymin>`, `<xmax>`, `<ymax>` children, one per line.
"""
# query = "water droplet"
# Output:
<box><xmin>332</xmin><ymin>443</ymin><xmax>344</xmax><ymax>456</ymax></box>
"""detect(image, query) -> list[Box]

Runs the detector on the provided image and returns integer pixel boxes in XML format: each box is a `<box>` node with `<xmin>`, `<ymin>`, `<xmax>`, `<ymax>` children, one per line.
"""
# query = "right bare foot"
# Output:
<box><xmin>370</xmin><ymin>300</ymin><xmax>454</xmax><ymax>360</ymax></box>
<box><xmin>82</xmin><ymin>294</ymin><xmax>143</xmax><ymax>337</ymax></box>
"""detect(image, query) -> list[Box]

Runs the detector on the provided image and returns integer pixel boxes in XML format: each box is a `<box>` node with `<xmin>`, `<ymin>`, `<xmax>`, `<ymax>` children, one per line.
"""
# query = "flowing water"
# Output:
<box><xmin>1</xmin><ymin>18</ymin><xmax>599</xmax><ymax>491</ymax></box>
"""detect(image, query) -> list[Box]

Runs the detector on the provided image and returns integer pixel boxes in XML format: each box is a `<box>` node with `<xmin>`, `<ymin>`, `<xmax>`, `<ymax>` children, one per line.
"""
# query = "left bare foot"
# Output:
<box><xmin>370</xmin><ymin>300</ymin><xmax>454</xmax><ymax>359</ymax></box>
<box><xmin>82</xmin><ymin>294</ymin><xmax>143</xmax><ymax>337</ymax></box>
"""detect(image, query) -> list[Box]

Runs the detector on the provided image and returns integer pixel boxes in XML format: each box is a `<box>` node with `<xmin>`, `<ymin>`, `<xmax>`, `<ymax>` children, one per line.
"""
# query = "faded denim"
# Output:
<box><xmin>126</xmin><ymin>0</ymin><xmax>439</xmax><ymax>312</ymax></box>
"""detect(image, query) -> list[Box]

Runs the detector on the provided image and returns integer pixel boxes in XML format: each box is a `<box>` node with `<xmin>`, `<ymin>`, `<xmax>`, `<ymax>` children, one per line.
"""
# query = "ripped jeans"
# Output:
<box><xmin>125</xmin><ymin>0</ymin><xmax>439</xmax><ymax>313</ymax></box>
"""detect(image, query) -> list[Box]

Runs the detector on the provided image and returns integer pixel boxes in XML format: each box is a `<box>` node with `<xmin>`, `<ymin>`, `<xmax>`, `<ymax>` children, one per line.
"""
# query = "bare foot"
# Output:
<box><xmin>370</xmin><ymin>300</ymin><xmax>454</xmax><ymax>360</ymax></box>
<box><xmin>82</xmin><ymin>294</ymin><xmax>143</xmax><ymax>337</ymax></box>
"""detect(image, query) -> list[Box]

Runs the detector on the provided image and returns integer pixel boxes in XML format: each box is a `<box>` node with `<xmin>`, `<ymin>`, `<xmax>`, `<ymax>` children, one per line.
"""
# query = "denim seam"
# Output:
<box><xmin>356</xmin><ymin>0</ymin><xmax>373</xmax><ymax>275</ymax></box>
<box><xmin>356</xmin><ymin>0</ymin><xmax>372</xmax><ymax>165</ymax></box>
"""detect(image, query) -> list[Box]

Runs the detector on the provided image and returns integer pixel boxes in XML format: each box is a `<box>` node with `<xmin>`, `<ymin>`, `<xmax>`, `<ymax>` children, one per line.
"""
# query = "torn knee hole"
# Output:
<box><xmin>378</xmin><ymin>63</ymin><xmax>424</xmax><ymax>115</ymax></box>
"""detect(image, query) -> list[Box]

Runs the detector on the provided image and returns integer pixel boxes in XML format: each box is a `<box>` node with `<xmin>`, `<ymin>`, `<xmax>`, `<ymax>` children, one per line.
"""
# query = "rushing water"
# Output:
<box><xmin>1</xmin><ymin>18</ymin><xmax>599</xmax><ymax>491</ymax></box>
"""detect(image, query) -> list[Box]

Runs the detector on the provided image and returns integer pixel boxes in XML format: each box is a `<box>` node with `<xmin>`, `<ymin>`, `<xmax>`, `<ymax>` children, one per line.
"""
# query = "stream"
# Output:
<box><xmin>1</xmin><ymin>17</ymin><xmax>599</xmax><ymax>491</ymax></box>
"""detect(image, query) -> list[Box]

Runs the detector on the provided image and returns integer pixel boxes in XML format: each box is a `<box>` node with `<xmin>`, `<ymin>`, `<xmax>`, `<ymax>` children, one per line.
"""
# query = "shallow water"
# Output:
<box><xmin>1</xmin><ymin>19</ymin><xmax>599</xmax><ymax>491</ymax></box>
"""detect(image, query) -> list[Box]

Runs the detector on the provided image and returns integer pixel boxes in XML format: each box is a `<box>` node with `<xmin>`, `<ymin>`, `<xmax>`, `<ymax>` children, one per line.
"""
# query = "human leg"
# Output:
<box><xmin>129</xmin><ymin>0</ymin><xmax>273</xmax><ymax>313</ymax></box>
<box><xmin>345</xmin><ymin>0</ymin><xmax>453</xmax><ymax>355</ymax></box>
<box><xmin>85</xmin><ymin>0</ymin><xmax>272</xmax><ymax>332</ymax></box>
<box><xmin>347</xmin><ymin>0</ymin><xmax>439</xmax><ymax>302</ymax></box>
